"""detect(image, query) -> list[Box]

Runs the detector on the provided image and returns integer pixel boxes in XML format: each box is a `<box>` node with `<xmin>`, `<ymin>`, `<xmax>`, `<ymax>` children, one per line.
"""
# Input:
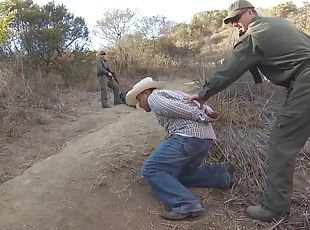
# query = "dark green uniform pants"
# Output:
<box><xmin>98</xmin><ymin>75</ymin><xmax>121</xmax><ymax>107</ymax></box>
<box><xmin>263</xmin><ymin>72</ymin><xmax>310</xmax><ymax>213</ymax></box>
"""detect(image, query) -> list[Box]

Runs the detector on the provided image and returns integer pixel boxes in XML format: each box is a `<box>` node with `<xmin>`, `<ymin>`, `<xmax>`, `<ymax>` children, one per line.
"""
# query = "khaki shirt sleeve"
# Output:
<box><xmin>198</xmin><ymin>35</ymin><xmax>264</xmax><ymax>100</ymax></box>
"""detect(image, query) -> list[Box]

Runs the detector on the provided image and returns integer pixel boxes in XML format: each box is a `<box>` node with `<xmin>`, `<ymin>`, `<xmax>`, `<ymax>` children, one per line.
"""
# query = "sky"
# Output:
<box><xmin>33</xmin><ymin>0</ymin><xmax>305</xmax><ymax>49</ymax></box>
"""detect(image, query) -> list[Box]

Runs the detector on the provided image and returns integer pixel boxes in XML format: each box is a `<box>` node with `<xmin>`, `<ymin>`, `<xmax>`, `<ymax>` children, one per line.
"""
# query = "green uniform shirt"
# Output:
<box><xmin>198</xmin><ymin>16</ymin><xmax>310</xmax><ymax>100</ymax></box>
<box><xmin>96</xmin><ymin>58</ymin><xmax>110</xmax><ymax>76</ymax></box>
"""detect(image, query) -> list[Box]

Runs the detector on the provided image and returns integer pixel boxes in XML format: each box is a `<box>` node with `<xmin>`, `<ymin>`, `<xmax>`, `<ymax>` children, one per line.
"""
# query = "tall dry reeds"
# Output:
<box><xmin>208</xmin><ymin>78</ymin><xmax>282</xmax><ymax>191</ymax></box>
<box><xmin>0</xmin><ymin>59</ymin><xmax>64</xmax><ymax>140</ymax></box>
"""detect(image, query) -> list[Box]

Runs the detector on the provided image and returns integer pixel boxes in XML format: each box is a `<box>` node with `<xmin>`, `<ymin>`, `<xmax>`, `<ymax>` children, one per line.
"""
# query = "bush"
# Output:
<box><xmin>0</xmin><ymin>59</ymin><xmax>64</xmax><ymax>138</ymax></box>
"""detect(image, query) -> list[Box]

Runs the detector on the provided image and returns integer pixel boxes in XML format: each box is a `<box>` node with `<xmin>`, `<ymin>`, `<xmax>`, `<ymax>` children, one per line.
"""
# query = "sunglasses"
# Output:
<box><xmin>230</xmin><ymin>10</ymin><xmax>247</xmax><ymax>24</ymax></box>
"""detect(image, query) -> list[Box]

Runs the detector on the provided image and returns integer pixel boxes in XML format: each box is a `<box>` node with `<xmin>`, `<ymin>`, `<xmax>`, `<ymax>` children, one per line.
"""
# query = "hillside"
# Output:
<box><xmin>0</xmin><ymin>79</ymin><xmax>309</xmax><ymax>230</ymax></box>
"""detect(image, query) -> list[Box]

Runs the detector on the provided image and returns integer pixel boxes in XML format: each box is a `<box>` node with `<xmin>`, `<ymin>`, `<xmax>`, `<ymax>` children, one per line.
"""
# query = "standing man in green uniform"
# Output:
<box><xmin>189</xmin><ymin>0</ymin><xmax>310</xmax><ymax>222</ymax></box>
<box><xmin>96</xmin><ymin>50</ymin><xmax>123</xmax><ymax>108</ymax></box>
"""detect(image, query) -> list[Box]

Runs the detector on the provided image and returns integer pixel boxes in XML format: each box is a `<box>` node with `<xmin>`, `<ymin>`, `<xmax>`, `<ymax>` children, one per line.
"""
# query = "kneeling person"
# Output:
<box><xmin>126</xmin><ymin>77</ymin><xmax>233</xmax><ymax>220</ymax></box>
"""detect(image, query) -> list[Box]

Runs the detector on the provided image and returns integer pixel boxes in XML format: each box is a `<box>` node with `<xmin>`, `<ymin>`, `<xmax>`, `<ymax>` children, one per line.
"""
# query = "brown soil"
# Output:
<box><xmin>0</xmin><ymin>79</ymin><xmax>309</xmax><ymax>230</ymax></box>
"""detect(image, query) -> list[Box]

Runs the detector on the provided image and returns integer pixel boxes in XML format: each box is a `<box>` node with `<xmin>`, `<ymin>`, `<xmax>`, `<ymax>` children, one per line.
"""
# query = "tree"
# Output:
<box><xmin>172</xmin><ymin>23</ymin><xmax>193</xmax><ymax>48</ymax></box>
<box><xmin>190</xmin><ymin>12</ymin><xmax>209</xmax><ymax>35</ymax></box>
<box><xmin>0</xmin><ymin>0</ymin><xmax>15</xmax><ymax>44</ymax></box>
<box><xmin>207</xmin><ymin>10</ymin><xmax>227</xmax><ymax>28</ymax></box>
<box><xmin>93</xmin><ymin>8</ymin><xmax>136</xmax><ymax>46</ymax></box>
<box><xmin>191</xmin><ymin>10</ymin><xmax>226</xmax><ymax>33</ymax></box>
<box><xmin>136</xmin><ymin>15</ymin><xmax>175</xmax><ymax>40</ymax></box>
<box><xmin>171</xmin><ymin>9</ymin><xmax>228</xmax><ymax>50</ymax></box>
<box><xmin>5</xmin><ymin>0</ymin><xmax>89</xmax><ymax>72</ymax></box>
<box><xmin>270</xmin><ymin>1</ymin><xmax>297</xmax><ymax>18</ymax></box>
<box><xmin>291</xmin><ymin>2</ymin><xmax>310</xmax><ymax>34</ymax></box>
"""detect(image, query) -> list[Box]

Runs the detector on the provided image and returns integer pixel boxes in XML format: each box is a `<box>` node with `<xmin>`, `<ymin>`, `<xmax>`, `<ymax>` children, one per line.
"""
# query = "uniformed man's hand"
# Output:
<box><xmin>186</xmin><ymin>94</ymin><xmax>206</xmax><ymax>109</ymax></box>
<box><xmin>107</xmin><ymin>72</ymin><xmax>113</xmax><ymax>80</ymax></box>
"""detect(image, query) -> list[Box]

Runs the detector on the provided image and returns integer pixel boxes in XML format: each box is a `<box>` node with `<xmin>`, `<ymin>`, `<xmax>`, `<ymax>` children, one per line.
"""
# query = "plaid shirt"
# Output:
<box><xmin>148</xmin><ymin>90</ymin><xmax>216</xmax><ymax>140</ymax></box>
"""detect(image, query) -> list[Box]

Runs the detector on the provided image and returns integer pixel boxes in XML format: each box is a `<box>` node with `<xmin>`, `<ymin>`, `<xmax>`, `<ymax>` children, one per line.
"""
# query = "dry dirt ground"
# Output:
<box><xmin>0</xmin><ymin>79</ymin><xmax>309</xmax><ymax>230</ymax></box>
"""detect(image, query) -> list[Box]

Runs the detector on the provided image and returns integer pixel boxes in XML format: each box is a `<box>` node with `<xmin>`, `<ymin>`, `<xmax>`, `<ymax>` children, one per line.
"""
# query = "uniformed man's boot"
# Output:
<box><xmin>246</xmin><ymin>205</ymin><xmax>285</xmax><ymax>222</ymax></box>
<box><xmin>114</xmin><ymin>100</ymin><xmax>125</xmax><ymax>105</ymax></box>
<box><xmin>102</xmin><ymin>104</ymin><xmax>111</xmax><ymax>109</ymax></box>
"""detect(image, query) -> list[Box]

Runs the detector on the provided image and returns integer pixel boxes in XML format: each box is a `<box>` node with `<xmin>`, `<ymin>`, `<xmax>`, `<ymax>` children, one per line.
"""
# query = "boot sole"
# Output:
<box><xmin>246</xmin><ymin>211</ymin><xmax>288</xmax><ymax>222</ymax></box>
<box><xmin>160</xmin><ymin>210</ymin><xmax>205</xmax><ymax>220</ymax></box>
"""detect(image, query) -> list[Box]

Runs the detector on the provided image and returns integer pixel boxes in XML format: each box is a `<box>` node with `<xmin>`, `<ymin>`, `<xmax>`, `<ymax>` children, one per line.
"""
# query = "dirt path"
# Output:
<box><xmin>0</xmin><ymin>89</ymin><xmax>133</xmax><ymax>182</ymax></box>
<box><xmin>0</xmin><ymin>79</ymin><xmax>309</xmax><ymax>230</ymax></box>
<box><xmin>0</xmin><ymin>109</ymin><xmax>163</xmax><ymax>230</ymax></box>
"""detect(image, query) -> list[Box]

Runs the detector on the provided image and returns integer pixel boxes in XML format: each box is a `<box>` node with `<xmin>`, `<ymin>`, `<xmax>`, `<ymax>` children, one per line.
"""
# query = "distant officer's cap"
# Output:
<box><xmin>224</xmin><ymin>0</ymin><xmax>255</xmax><ymax>24</ymax></box>
<box><xmin>99</xmin><ymin>50</ymin><xmax>106</xmax><ymax>55</ymax></box>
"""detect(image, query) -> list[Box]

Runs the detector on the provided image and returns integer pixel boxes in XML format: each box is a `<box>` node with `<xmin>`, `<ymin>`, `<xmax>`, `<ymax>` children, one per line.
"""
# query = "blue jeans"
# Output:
<box><xmin>141</xmin><ymin>134</ymin><xmax>231</xmax><ymax>213</ymax></box>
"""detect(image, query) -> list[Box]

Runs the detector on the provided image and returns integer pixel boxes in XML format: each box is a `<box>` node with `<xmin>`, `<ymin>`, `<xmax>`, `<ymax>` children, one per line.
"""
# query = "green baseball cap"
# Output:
<box><xmin>224</xmin><ymin>0</ymin><xmax>255</xmax><ymax>24</ymax></box>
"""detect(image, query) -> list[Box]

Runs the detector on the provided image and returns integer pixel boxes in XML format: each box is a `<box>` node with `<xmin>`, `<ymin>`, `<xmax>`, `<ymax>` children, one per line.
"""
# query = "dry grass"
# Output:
<box><xmin>209</xmin><ymin>79</ymin><xmax>279</xmax><ymax>192</ymax></box>
<box><xmin>0</xmin><ymin>61</ymin><xmax>65</xmax><ymax>140</ymax></box>
<box><xmin>206</xmin><ymin>77</ymin><xmax>310</xmax><ymax>229</ymax></box>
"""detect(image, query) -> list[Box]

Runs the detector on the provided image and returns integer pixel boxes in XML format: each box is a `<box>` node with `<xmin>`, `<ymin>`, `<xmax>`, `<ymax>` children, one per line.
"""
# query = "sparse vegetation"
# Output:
<box><xmin>0</xmin><ymin>1</ymin><xmax>309</xmax><ymax>229</ymax></box>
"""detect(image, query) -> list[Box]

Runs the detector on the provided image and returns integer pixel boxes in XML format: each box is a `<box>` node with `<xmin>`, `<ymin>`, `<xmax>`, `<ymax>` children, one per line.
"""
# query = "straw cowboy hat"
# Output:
<box><xmin>126</xmin><ymin>77</ymin><xmax>166</xmax><ymax>105</ymax></box>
